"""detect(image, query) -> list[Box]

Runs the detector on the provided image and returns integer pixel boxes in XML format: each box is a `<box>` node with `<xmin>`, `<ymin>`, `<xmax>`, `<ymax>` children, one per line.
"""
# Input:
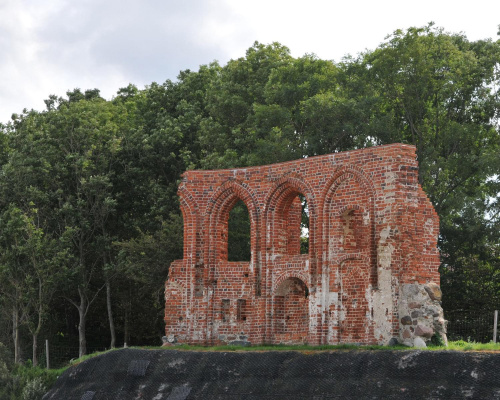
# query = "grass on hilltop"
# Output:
<box><xmin>65</xmin><ymin>339</ymin><xmax>500</xmax><ymax>367</ymax></box>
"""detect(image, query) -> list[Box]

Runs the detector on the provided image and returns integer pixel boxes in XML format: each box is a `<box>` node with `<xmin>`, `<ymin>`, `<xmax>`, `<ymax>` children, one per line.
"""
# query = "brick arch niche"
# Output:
<box><xmin>273</xmin><ymin>277</ymin><xmax>310</xmax><ymax>344</ymax></box>
<box><xmin>165</xmin><ymin>144</ymin><xmax>446</xmax><ymax>347</ymax></box>
<box><xmin>204</xmin><ymin>179</ymin><xmax>260</xmax><ymax>265</ymax></box>
<box><xmin>264</xmin><ymin>174</ymin><xmax>316</xmax><ymax>258</ymax></box>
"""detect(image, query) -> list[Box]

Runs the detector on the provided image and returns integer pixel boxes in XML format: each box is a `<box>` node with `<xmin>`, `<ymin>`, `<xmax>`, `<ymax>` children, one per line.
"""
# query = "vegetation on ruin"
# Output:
<box><xmin>0</xmin><ymin>23</ymin><xmax>499</xmax><ymax>397</ymax></box>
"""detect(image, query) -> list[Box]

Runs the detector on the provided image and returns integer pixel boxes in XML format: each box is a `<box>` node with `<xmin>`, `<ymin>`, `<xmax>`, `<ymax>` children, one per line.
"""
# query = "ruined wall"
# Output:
<box><xmin>164</xmin><ymin>144</ymin><xmax>446</xmax><ymax>346</ymax></box>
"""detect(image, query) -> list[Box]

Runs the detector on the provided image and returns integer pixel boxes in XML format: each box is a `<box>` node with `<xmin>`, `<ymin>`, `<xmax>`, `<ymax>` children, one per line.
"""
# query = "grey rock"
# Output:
<box><xmin>402</xmin><ymin>284</ymin><xmax>420</xmax><ymax>297</ymax></box>
<box><xmin>413</xmin><ymin>337</ymin><xmax>427</xmax><ymax>348</ymax></box>
<box><xmin>424</xmin><ymin>283</ymin><xmax>442</xmax><ymax>301</ymax></box>
<box><xmin>415</xmin><ymin>324</ymin><xmax>434</xmax><ymax>338</ymax></box>
<box><xmin>228</xmin><ymin>340</ymin><xmax>251</xmax><ymax>347</ymax></box>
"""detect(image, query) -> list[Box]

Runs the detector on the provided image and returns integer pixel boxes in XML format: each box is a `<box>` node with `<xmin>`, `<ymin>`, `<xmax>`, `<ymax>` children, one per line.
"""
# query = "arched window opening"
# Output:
<box><xmin>274</xmin><ymin>191</ymin><xmax>309</xmax><ymax>256</ymax></box>
<box><xmin>228</xmin><ymin>200</ymin><xmax>251</xmax><ymax>262</ymax></box>
<box><xmin>300</xmin><ymin>194</ymin><xmax>309</xmax><ymax>254</ymax></box>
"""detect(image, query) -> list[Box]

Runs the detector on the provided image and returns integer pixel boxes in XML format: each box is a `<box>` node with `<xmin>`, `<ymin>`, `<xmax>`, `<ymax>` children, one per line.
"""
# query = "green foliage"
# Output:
<box><xmin>228</xmin><ymin>200</ymin><xmax>251</xmax><ymax>262</ymax></box>
<box><xmin>0</xmin><ymin>342</ymin><xmax>12</xmax><ymax>399</ymax></box>
<box><xmin>10</xmin><ymin>363</ymin><xmax>62</xmax><ymax>400</ymax></box>
<box><xmin>0</xmin><ymin>347</ymin><xmax>62</xmax><ymax>400</ymax></box>
<box><xmin>21</xmin><ymin>377</ymin><xmax>46</xmax><ymax>400</ymax></box>
<box><xmin>430</xmin><ymin>333</ymin><xmax>446</xmax><ymax>347</ymax></box>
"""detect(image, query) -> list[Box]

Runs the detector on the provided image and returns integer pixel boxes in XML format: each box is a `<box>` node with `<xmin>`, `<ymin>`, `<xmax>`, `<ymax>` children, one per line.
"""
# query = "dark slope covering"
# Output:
<box><xmin>43</xmin><ymin>348</ymin><xmax>500</xmax><ymax>399</ymax></box>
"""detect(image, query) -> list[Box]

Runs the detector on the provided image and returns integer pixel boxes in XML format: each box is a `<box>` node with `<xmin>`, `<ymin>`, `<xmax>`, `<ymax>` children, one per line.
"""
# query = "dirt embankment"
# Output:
<box><xmin>43</xmin><ymin>348</ymin><xmax>500</xmax><ymax>399</ymax></box>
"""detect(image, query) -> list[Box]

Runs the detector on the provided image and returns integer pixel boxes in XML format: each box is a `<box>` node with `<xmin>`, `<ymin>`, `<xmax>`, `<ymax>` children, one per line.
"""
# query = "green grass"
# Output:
<box><xmin>163</xmin><ymin>343</ymin><xmax>402</xmax><ymax>352</ymax></box>
<box><xmin>59</xmin><ymin>340</ymin><xmax>500</xmax><ymax>369</ymax></box>
<box><xmin>120</xmin><ymin>340</ymin><xmax>500</xmax><ymax>353</ymax></box>
<box><xmin>443</xmin><ymin>340</ymin><xmax>500</xmax><ymax>351</ymax></box>
<box><xmin>68</xmin><ymin>347</ymin><xmax>121</xmax><ymax>365</ymax></box>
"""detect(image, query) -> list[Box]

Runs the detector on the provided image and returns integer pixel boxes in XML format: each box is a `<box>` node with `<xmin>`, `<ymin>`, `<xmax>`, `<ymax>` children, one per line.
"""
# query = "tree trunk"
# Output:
<box><xmin>78</xmin><ymin>289</ymin><xmax>87</xmax><ymax>358</ymax></box>
<box><xmin>12</xmin><ymin>306</ymin><xmax>21</xmax><ymax>363</ymax></box>
<box><xmin>32</xmin><ymin>333</ymin><xmax>38</xmax><ymax>367</ymax></box>
<box><xmin>123</xmin><ymin>304</ymin><xmax>130</xmax><ymax>347</ymax></box>
<box><xmin>32</xmin><ymin>276</ymin><xmax>43</xmax><ymax>367</ymax></box>
<box><xmin>106</xmin><ymin>277</ymin><xmax>116</xmax><ymax>348</ymax></box>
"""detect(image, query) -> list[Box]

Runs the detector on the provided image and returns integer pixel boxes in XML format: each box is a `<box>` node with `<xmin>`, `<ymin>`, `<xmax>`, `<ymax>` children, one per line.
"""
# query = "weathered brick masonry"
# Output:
<box><xmin>165</xmin><ymin>144</ymin><xmax>446</xmax><ymax>346</ymax></box>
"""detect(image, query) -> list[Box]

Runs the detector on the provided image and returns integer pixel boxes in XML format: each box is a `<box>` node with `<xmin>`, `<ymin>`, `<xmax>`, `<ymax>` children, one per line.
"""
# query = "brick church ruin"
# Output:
<box><xmin>165</xmin><ymin>144</ymin><xmax>446</xmax><ymax>346</ymax></box>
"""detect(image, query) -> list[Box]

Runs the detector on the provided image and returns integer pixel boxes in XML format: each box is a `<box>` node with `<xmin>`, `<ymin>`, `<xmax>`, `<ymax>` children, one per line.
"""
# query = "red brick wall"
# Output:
<box><xmin>165</xmin><ymin>144</ymin><xmax>442</xmax><ymax>346</ymax></box>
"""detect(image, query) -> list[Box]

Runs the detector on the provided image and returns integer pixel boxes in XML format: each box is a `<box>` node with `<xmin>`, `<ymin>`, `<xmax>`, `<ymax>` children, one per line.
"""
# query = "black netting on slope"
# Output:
<box><xmin>42</xmin><ymin>348</ymin><xmax>500</xmax><ymax>400</ymax></box>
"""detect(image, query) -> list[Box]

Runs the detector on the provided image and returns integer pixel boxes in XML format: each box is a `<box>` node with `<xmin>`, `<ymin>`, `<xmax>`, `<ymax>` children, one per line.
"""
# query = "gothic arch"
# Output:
<box><xmin>321</xmin><ymin>165</ymin><xmax>377</xmax><ymax>286</ymax></box>
<box><xmin>272</xmin><ymin>276</ymin><xmax>310</xmax><ymax>343</ymax></box>
<box><xmin>322</xmin><ymin>165</ymin><xmax>376</xmax><ymax>200</ymax></box>
<box><xmin>178</xmin><ymin>185</ymin><xmax>199</xmax><ymax>261</ymax></box>
<box><xmin>204</xmin><ymin>178</ymin><xmax>260</xmax><ymax>265</ymax></box>
<box><xmin>272</xmin><ymin>272</ymin><xmax>310</xmax><ymax>295</ymax></box>
<box><xmin>263</xmin><ymin>173</ymin><xmax>318</xmax><ymax>257</ymax></box>
<box><xmin>332</xmin><ymin>253</ymin><xmax>371</xmax><ymax>267</ymax></box>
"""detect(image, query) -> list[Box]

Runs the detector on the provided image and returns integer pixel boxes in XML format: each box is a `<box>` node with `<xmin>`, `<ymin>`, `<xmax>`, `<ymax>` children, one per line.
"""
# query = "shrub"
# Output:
<box><xmin>0</xmin><ymin>342</ymin><xmax>13</xmax><ymax>397</ymax></box>
<box><xmin>22</xmin><ymin>377</ymin><xmax>47</xmax><ymax>400</ymax></box>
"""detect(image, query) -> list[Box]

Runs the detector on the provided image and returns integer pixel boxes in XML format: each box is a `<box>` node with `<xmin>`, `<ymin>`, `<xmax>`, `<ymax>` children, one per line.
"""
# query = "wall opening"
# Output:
<box><xmin>228</xmin><ymin>200</ymin><xmax>251</xmax><ymax>261</ymax></box>
<box><xmin>236</xmin><ymin>299</ymin><xmax>248</xmax><ymax>321</ymax></box>
<box><xmin>272</xmin><ymin>190</ymin><xmax>310</xmax><ymax>256</ymax></box>
<box><xmin>300</xmin><ymin>194</ymin><xmax>309</xmax><ymax>254</ymax></box>
<box><xmin>274</xmin><ymin>277</ymin><xmax>309</xmax><ymax>342</ymax></box>
<box><xmin>221</xmin><ymin>299</ymin><xmax>230</xmax><ymax>322</ymax></box>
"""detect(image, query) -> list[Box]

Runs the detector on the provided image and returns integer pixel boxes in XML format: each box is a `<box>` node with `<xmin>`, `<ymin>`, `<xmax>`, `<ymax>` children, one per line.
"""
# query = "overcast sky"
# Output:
<box><xmin>1</xmin><ymin>0</ymin><xmax>499</xmax><ymax>123</ymax></box>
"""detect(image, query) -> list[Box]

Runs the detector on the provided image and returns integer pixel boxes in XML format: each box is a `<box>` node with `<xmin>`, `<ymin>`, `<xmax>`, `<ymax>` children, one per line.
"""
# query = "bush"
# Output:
<box><xmin>430</xmin><ymin>333</ymin><xmax>445</xmax><ymax>347</ymax></box>
<box><xmin>22</xmin><ymin>377</ymin><xmax>47</xmax><ymax>400</ymax></box>
<box><xmin>11</xmin><ymin>362</ymin><xmax>62</xmax><ymax>400</ymax></box>
<box><xmin>0</xmin><ymin>342</ymin><xmax>13</xmax><ymax>398</ymax></box>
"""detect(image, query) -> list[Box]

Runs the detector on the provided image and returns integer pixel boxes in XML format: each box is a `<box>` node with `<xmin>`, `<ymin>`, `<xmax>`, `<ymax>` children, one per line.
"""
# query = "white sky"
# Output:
<box><xmin>1</xmin><ymin>0</ymin><xmax>499</xmax><ymax>123</ymax></box>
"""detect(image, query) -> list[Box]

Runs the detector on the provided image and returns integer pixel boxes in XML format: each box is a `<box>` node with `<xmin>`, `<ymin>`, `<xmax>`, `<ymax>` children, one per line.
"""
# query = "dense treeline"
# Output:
<box><xmin>0</xmin><ymin>24</ymin><xmax>499</xmax><ymax>367</ymax></box>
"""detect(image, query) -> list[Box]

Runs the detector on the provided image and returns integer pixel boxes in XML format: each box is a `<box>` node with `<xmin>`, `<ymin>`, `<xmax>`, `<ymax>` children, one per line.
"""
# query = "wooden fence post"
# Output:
<box><xmin>494</xmin><ymin>310</ymin><xmax>498</xmax><ymax>344</ymax></box>
<box><xmin>46</xmin><ymin>340</ymin><xmax>50</xmax><ymax>369</ymax></box>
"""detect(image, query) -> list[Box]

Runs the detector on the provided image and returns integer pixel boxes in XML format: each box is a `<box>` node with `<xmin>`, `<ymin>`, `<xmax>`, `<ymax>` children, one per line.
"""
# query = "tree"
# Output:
<box><xmin>341</xmin><ymin>24</ymin><xmax>500</xmax><ymax>310</ymax></box>
<box><xmin>46</xmin><ymin>98</ymin><xmax>121</xmax><ymax>357</ymax></box>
